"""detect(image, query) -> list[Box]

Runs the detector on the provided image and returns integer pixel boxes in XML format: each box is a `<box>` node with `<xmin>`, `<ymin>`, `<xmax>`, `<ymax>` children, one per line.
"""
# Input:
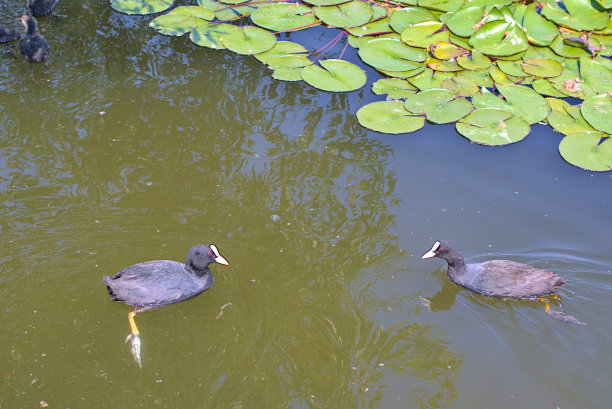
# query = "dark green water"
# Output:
<box><xmin>1</xmin><ymin>1</ymin><xmax>611</xmax><ymax>408</ymax></box>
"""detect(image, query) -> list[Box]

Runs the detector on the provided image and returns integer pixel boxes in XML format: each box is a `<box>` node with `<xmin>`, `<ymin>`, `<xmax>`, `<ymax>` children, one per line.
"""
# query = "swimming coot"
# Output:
<box><xmin>422</xmin><ymin>240</ymin><xmax>583</xmax><ymax>324</ymax></box>
<box><xmin>0</xmin><ymin>27</ymin><xmax>20</xmax><ymax>43</ymax></box>
<box><xmin>19</xmin><ymin>14</ymin><xmax>49</xmax><ymax>62</ymax></box>
<box><xmin>29</xmin><ymin>0</ymin><xmax>59</xmax><ymax>17</ymax></box>
<box><xmin>103</xmin><ymin>244</ymin><xmax>229</xmax><ymax>366</ymax></box>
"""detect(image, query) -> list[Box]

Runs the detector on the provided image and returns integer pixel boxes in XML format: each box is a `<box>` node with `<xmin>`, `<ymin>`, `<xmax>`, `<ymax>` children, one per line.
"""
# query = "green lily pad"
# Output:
<box><xmin>559</xmin><ymin>132</ymin><xmax>612</xmax><ymax>171</ymax></box>
<box><xmin>549</xmin><ymin>33</ymin><xmax>592</xmax><ymax>58</ymax></box>
<box><xmin>497</xmin><ymin>59</ymin><xmax>530</xmax><ymax>77</ymax></box>
<box><xmin>441</xmin><ymin>75</ymin><xmax>479</xmax><ymax>97</ymax></box>
<box><xmin>302</xmin><ymin>0</ymin><xmax>350</xmax><ymax>5</ymax></box>
<box><xmin>372</xmin><ymin>78</ymin><xmax>418</xmax><ymax>99</ymax></box>
<box><xmin>469</xmin><ymin>21</ymin><xmax>529</xmax><ymax>56</ymax></box>
<box><xmin>377</xmin><ymin>66</ymin><xmax>426</xmax><ymax>79</ymax></box>
<box><xmin>579</xmin><ymin>56</ymin><xmax>612</xmax><ymax>99</ymax></box>
<box><xmin>532</xmin><ymin>78</ymin><xmax>568</xmax><ymax>97</ymax></box>
<box><xmin>221</xmin><ymin>26</ymin><xmax>277</xmax><ymax>55</ymax></box>
<box><xmin>547</xmin><ymin>98</ymin><xmax>597</xmax><ymax>134</ymax></box>
<box><xmin>457</xmin><ymin>68</ymin><xmax>494</xmax><ymax>88</ymax></box>
<box><xmin>111</xmin><ymin>0</ymin><xmax>173</xmax><ymax>15</ymax></box>
<box><xmin>521</xmin><ymin>58</ymin><xmax>563</xmax><ymax>78</ymax></box>
<box><xmin>346</xmin><ymin>17</ymin><xmax>392</xmax><ymax>37</ymax></box>
<box><xmin>407</xmin><ymin>68</ymin><xmax>454</xmax><ymax>90</ymax></box>
<box><xmin>251</xmin><ymin>3</ymin><xmax>317</xmax><ymax>32</ymax></box>
<box><xmin>521</xmin><ymin>3</ymin><xmax>559</xmax><ymax>46</ymax></box>
<box><xmin>496</xmin><ymin>84</ymin><xmax>551</xmax><ymax>124</ymax></box>
<box><xmin>149</xmin><ymin>6</ymin><xmax>214</xmax><ymax>36</ymax></box>
<box><xmin>314</xmin><ymin>1</ymin><xmax>373</xmax><ymax>28</ymax></box>
<box><xmin>418</xmin><ymin>0</ymin><xmax>463</xmax><ymax>12</ymax></box>
<box><xmin>389</xmin><ymin>7</ymin><xmax>438</xmax><ymax>34</ymax></box>
<box><xmin>541</xmin><ymin>0</ymin><xmax>609</xmax><ymax>31</ymax></box>
<box><xmin>404</xmin><ymin>89</ymin><xmax>473</xmax><ymax>124</ymax></box>
<box><xmin>301</xmin><ymin>59</ymin><xmax>366</xmax><ymax>92</ymax></box>
<box><xmin>400</xmin><ymin>21</ymin><xmax>450</xmax><ymax>49</ymax></box>
<box><xmin>591</xmin><ymin>34</ymin><xmax>612</xmax><ymax>57</ymax></box>
<box><xmin>457</xmin><ymin>50</ymin><xmax>491</xmax><ymax>70</ymax></box>
<box><xmin>254</xmin><ymin>41</ymin><xmax>308</xmax><ymax>64</ymax></box>
<box><xmin>266</xmin><ymin>55</ymin><xmax>313</xmax><ymax>70</ymax></box>
<box><xmin>197</xmin><ymin>0</ymin><xmax>253</xmax><ymax>21</ymax></box>
<box><xmin>445</xmin><ymin>6</ymin><xmax>485</xmax><ymax>37</ymax></box>
<box><xmin>431</xmin><ymin>41</ymin><xmax>469</xmax><ymax>60</ymax></box>
<box><xmin>273</xmin><ymin>67</ymin><xmax>306</xmax><ymax>81</ymax></box>
<box><xmin>581</xmin><ymin>93</ymin><xmax>612</xmax><ymax>134</ymax></box>
<box><xmin>489</xmin><ymin>65</ymin><xmax>514</xmax><ymax>85</ymax></box>
<box><xmin>456</xmin><ymin>108</ymin><xmax>530</xmax><ymax>145</ymax></box>
<box><xmin>190</xmin><ymin>23</ymin><xmax>239</xmax><ymax>49</ymax></box>
<box><xmin>356</xmin><ymin>101</ymin><xmax>425</xmax><ymax>134</ymax></box>
<box><xmin>427</xmin><ymin>58</ymin><xmax>463</xmax><ymax>72</ymax></box>
<box><xmin>358</xmin><ymin>38</ymin><xmax>427</xmax><ymax>72</ymax></box>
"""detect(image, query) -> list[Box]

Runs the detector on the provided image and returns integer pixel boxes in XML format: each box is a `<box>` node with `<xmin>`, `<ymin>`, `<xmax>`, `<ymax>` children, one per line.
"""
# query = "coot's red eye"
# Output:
<box><xmin>439</xmin><ymin>247</ymin><xmax>444</xmax><ymax>251</ymax></box>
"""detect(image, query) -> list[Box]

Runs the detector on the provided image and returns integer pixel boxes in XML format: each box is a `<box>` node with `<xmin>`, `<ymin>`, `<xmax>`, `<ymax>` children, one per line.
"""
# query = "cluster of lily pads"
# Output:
<box><xmin>110</xmin><ymin>0</ymin><xmax>612</xmax><ymax>171</ymax></box>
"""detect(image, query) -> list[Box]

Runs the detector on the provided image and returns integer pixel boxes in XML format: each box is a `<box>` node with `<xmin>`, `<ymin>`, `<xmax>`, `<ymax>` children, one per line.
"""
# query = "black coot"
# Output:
<box><xmin>0</xmin><ymin>27</ymin><xmax>20</xmax><ymax>43</ymax></box>
<box><xmin>104</xmin><ymin>244</ymin><xmax>229</xmax><ymax>366</ymax></box>
<box><xmin>19</xmin><ymin>14</ymin><xmax>49</xmax><ymax>62</ymax></box>
<box><xmin>29</xmin><ymin>0</ymin><xmax>59</xmax><ymax>17</ymax></box>
<box><xmin>422</xmin><ymin>240</ymin><xmax>582</xmax><ymax>324</ymax></box>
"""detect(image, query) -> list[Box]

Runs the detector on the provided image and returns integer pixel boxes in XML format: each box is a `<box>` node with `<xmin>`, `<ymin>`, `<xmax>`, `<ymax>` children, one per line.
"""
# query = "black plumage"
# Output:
<box><xmin>19</xmin><ymin>14</ymin><xmax>49</xmax><ymax>62</ymax></box>
<box><xmin>0</xmin><ymin>27</ymin><xmax>20</xmax><ymax>43</ymax></box>
<box><xmin>28</xmin><ymin>0</ymin><xmax>59</xmax><ymax>17</ymax></box>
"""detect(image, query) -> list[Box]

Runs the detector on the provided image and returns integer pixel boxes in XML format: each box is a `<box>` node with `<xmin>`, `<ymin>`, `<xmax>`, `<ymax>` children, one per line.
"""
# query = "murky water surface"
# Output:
<box><xmin>1</xmin><ymin>2</ymin><xmax>611</xmax><ymax>408</ymax></box>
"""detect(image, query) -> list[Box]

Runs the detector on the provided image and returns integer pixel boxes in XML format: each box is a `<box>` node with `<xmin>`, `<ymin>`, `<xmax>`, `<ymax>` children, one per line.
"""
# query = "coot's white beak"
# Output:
<box><xmin>422</xmin><ymin>241</ymin><xmax>440</xmax><ymax>259</ymax></box>
<box><xmin>210</xmin><ymin>244</ymin><xmax>229</xmax><ymax>265</ymax></box>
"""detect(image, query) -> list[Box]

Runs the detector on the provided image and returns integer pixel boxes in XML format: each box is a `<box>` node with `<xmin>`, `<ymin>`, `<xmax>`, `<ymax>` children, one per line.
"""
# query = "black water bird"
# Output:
<box><xmin>19</xmin><ymin>14</ymin><xmax>49</xmax><ymax>62</ymax></box>
<box><xmin>0</xmin><ymin>27</ymin><xmax>20</xmax><ymax>43</ymax></box>
<box><xmin>422</xmin><ymin>240</ymin><xmax>583</xmax><ymax>324</ymax></box>
<box><xmin>28</xmin><ymin>0</ymin><xmax>59</xmax><ymax>17</ymax></box>
<box><xmin>103</xmin><ymin>244</ymin><xmax>229</xmax><ymax>366</ymax></box>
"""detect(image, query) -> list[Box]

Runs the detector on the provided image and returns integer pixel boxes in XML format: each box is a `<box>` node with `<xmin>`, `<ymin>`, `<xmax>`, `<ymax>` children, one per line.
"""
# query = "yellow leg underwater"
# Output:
<box><xmin>126</xmin><ymin>310</ymin><xmax>142</xmax><ymax>367</ymax></box>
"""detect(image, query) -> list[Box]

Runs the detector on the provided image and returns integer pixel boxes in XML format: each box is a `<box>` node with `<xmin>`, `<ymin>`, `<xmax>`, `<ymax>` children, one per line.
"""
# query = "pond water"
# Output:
<box><xmin>1</xmin><ymin>1</ymin><xmax>611</xmax><ymax>408</ymax></box>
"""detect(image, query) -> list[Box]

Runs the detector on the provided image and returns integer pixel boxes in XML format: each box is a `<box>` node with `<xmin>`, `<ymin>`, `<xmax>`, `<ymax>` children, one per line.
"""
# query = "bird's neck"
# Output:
<box><xmin>186</xmin><ymin>264</ymin><xmax>211</xmax><ymax>278</ymax></box>
<box><xmin>26</xmin><ymin>20</ymin><xmax>37</xmax><ymax>35</ymax></box>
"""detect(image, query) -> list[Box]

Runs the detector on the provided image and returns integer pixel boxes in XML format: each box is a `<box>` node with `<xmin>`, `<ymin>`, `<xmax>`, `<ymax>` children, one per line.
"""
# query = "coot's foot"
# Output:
<box><xmin>126</xmin><ymin>310</ymin><xmax>144</xmax><ymax>367</ymax></box>
<box><xmin>539</xmin><ymin>296</ymin><xmax>584</xmax><ymax>325</ymax></box>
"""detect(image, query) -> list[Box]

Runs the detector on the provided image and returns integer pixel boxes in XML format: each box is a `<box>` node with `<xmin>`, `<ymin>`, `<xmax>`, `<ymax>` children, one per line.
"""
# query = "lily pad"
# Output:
<box><xmin>389</xmin><ymin>7</ymin><xmax>439</xmax><ymax>34</ymax></box>
<box><xmin>273</xmin><ymin>67</ymin><xmax>306</xmax><ymax>81</ymax></box>
<box><xmin>579</xmin><ymin>56</ymin><xmax>612</xmax><ymax>99</ymax></box>
<box><xmin>221</xmin><ymin>26</ymin><xmax>277</xmax><ymax>55</ymax></box>
<box><xmin>418</xmin><ymin>0</ymin><xmax>463</xmax><ymax>12</ymax></box>
<box><xmin>441</xmin><ymin>75</ymin><xmax>479</xmax><ymax>97</ymax></box>
<box><xmin>559</xmin><ymin>132</ymin><xmax>612</xmax><ymax>171</ymax></box>
<box><xmin>581</xmin><ymin>93</ymin><xmax>612</xmax><ymax>134</ymax></box>
<box><xmin>356</xmin><ymin>101</ymin><xmax>425</xmax><ymax>134</ymax></box>
<box><xmin>302</xmin><ymin>0</ymin><xmax>350</xmax><ymax>5</ymax></box>
<box><xmin>456</xmin><ymin>108</ymin><xmax>530</xmax><ymax>145</ymax></box>
<box><xmin>445</xmin><ymin>6</ymin><xmax>485</xmax><ymax>37</ymax></box>
<box><xmin>149</xmin><ymin>6</ymin><xmax>214</xmax><ymax>36</ymax></box>
<box><xmin>198</xmin><ymin>0</ymin><xmax>253</xmax><ymax>20</ymax></box>
<box><xmin>314</xmin><ymin>1</ymin><xmax>373</xmax><ymax>28</ymax></box>
<box><xmin>547</xmin><ymin>98</ymin><xmax>597</xmax><ymax>134</ymax></box>
<box><xmin>404</xmin><ymin>89</ymin><xmax>473</xmax><ymax>124</ymax></box>
<box><xmin>400</xmin><ymin>21</ymin><xmax>450</xmax><ymax>49</ymax></box>
<box><xmin>521</xmin><ymin>58</ymin><xmax>563</xmax><ymax>78</ymax></box>
<box><xmin>251</xmin><ymin>3</ymin><xmax>317</xmax><ymax>32</ymax></box>
<box><xmin>372</xmin><ymin>78</ymin><xmax>418</xmax><ymax>99</ymax></box>
<box><xmin>358</xmin><ymin>38</ymin><xmax>427</xmax><ymax>72</ymax></box>
<box><xmin>541</xmin><ymin>0</ymin><xmax>609</xmax><ymax>31</ymax></box>
<box><xmin>407</xmin><ymin>68</ymin><xmax>454</xmax><ymax>90</ymax></box>
<box><xmin>111</xmin><ymin>0</ymin><xmax>174</xmax><ymax>15</ymax></box>
<box><xmin>457</xmin><ymin>50</ymin><xmax>490</xmax><ymax>70</ymax></box>
<box><xmin>497</xmin><ymin>60</ymin><xmax>530</xmax><ymax>77</ymax></box>
<box><xmin>301</xmin><ymin>59</ymin><xmax>366</xmax><ymax>92</ymax></box>
<box><xmin>532</xmin><ymin>78</ymin><xmax>568</xmax><ymax>97</ymax></box>
<box><xmin>469</xmin><ymin>21</ymin><xmax>529</xmax><ymax>56</ymax></box>
<box><xmin>345</xmin><ymin>18</ymin><xmax>392</xmax><ymax>37</ymax></box>
<box><xmin>254</xmin><ymin>41</ymin><xmax>308</xmax><ymax>64</ymax></box>
<box><xmin>496</xmin><ymin>84</ymin><xmax>551</xmax><ymax>124</ymax></box>
<box><xmin>190</xmin><ymin>23</ymin><xmax>239</xmax><ymax>49</ymax></box>
<box><xmin>431</xmin><ymin>41</ymin><xmax>469</xmax><ymax>60</ymax></box>
<box><xmin>521</xmin><ymin>3</ymin><xmax>558</xmax><ymax>46</ymax></box>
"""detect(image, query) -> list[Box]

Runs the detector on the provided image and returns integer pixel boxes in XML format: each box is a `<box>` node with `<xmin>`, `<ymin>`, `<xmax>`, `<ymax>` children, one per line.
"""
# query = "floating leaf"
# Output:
<box><xmin>401</xmin><ymin>21</ymin><xmax>449</xmax><ymax>49</ymax></box>
<box><xmin>579</xmin><ymin>56</ymin><xmax>612</xmax><ymax>99</ymax></box>
<box><xmin>314</xmin><ymin>1</ymin><xmax>373</xmax><ymax>28</ymax></box>
<box><xmin>521</xmin><ymin>58</ymin><xmax>563</xmax><ymax>77</ymax></box>
<box><xmin>581</xmin><ymin>93</ymin><xmax>612</xmax><ymax>134</ymax></box>
<box><xmin>372</xmin><ymin>79</ymin><xmax>417</xmax><ymax>99</ymax></box>
<box><xmin>431</xmin><ymin>41</ymin><xmax>469</xmax><ymax>60</ymax></box>
<box><xmin>358</xmin><ymin>38</ymin><xmax>427</xmax><ymax>72</ymax></box>
<box><xmin>198</xmin><ymin>0</ymin><xmax>253</xmax><ymax>20</ymax></box>
<box><xmin>457</xmin><ymin>68</ymin><xmax>494</xmax><ymax>88</ymax></box>
<box><xmin>389</xmin><ymin>7</ymin><xmax>438</xmax><ymax>34</ymax></box>
<box><xmin>427</xmin><ymin>58</ymin><xmax>463</xmax><ymax>72</ymax></box>
<box><xmin>547</xmin><ymin>98</ymin><xmax>596</xmax><ymax>134</ymax></box>
<box><xmin>456</xmin><ymin>108</ymin><xmax>530</xmax><ymax>145</ymax></box>
<box><xmin>489</xmin><ymin>65</ymin><xmax>514</xmax><ymax>85</ymax></box>
<box><xmin>541</xmin><ymin>0</ymin><xmax>609</xmax><ymax>31</ymax></box>
<box><xmin>559</xmin><ymin>132</ymin><xmax>612</xmax><ymax>171</ymax></box>
<box><xmin>302</xmin><ymin>0</ymin><xmax>350</xmax><ymax>5</ymax></box>
<box><xmin>469</xmin><ymin>21</ymin><xmax>529</xmax><ymax>56</ymax></box>
<box><xmin>111</xmin><ymin>0</ymin><xmax>174</xmax><ymax>15</ymax></box>
<box><xmin>549</xmin><ymin>33</ymin><xmax>592</xmax><ymax>58</ymax></box>
<box><xmin>251</xmin><ymin>3</ymin><xmax>316</xmax><ymax>32</ymax></box>
<box><xmin>377</xmin><ymin>66</ymin><xmax>426</xmax><ymax>79</ymax></box>
<box><xmin>445</xmin><ymin>6</ymin><xmax>485</xmax><ymax>37</ymax></box>
<box><xmin>418</xmin><ymin>0</ymin><xmax>463</xmax><ymax>12</ymax></box>
<box><xmin>497</xmin><ymin>60</ymin><xmax>530</xmax><ymax>77</ymax></box>
<box><xmin>301</xmin><ymin>59</ymin><xmax>366</xmax><ymax>92</ymax></box>
<box><xmin>190</xmin><ymin>23</ymin><xmax>239</xmax><ymax>49</ymax></box>
<box><xmin>404</xmin><ymin>89</ymin><xmax>473</xmax><ymax>123</ymax></box>
<box><xmin>457</xmin><ymin>50</ymin><xmax>490</xmax><ymax>70</ymax></box>
<box><xmin>356</xmin><ymin>101</ymin><xmax>425</xmax><ymax>134</ymax></box>
<box><xmin>407</xmin><ymin>68</ymin><xmax>454</xmax><ymax>90</ymax></box>
<box><xmin>345</xmin><ymin>18</ymin><xmax>392</xmax><ymax>37</ymax></box>
<box><xmin>273</xmin><ymin>67</ymin><xmax>306</xmax><ymax>81</ymax></box>
<box><xmin>521</xmin><ymin>3</ymin><xmax>558</xmax><ymax>46</ymax></box>
<box><xmin>254</xmin><ymin>41</ymin><xmax>308</xmax><ymax>64</ymax></box>
<box><xmin>496</xmin><ymin>84</ymin><xmax>551</xmax><ymax>124</ymax></box>
<box><xmin>149</xmin><ymin>6</ymin><xmax>214</xmax><ymax>36</ymax></box>
<box><xmin>532</xmin><ymin>78</ymin><xmax>568</xmax><ymax>97</ymax></box>
<box><xmin>441</xmin><ymin>75</ymin><xmax>479</xmax><ymax>96</ymax></box>
<box><xmin>221</xmin><ymin>26</ymin><xmax>277</xmax><ymax>55</ymax></box>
